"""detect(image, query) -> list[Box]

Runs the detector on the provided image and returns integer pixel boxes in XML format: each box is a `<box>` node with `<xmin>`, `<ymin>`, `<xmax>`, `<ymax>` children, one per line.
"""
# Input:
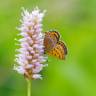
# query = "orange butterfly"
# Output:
<box><xmin>44</xmin><ymin>30</ymin><xmax>67</xmax><ymax>60</ymax></box>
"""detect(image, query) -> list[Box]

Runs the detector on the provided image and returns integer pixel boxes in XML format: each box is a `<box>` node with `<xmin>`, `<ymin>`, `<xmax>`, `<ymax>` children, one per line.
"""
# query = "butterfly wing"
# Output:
<box><xmin>47</xmin><ymin>41</ymin><xmax>67</xmax><ymax>59</ymax></box>
<box><xmin>58</xmin><ymin>41</ymin><xmax>67</xmax><ymax>55</ymax></box>
<box><xmin>49</xmin><ymin>30</ymin><xmax>60</xmax><ymax>41</ymax></box>
<box><xmin>44</xmin><ymin>31</ymin><xmax>60</xmax><ymax>52</ymax></box>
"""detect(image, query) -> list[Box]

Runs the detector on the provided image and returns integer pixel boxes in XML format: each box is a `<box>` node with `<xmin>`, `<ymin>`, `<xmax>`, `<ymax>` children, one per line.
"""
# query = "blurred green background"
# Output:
<box><xmin>0</xmin><ymin>0</ymin><xmax>96</xmax><ymax>96</ymax></box>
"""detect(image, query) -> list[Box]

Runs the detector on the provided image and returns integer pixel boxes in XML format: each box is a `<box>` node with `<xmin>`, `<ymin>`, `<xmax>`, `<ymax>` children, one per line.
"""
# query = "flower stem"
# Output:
<box><xmin>26</xmin><ymin>79</ymin><xmax>31</xmax><ymax>96</ymax></box>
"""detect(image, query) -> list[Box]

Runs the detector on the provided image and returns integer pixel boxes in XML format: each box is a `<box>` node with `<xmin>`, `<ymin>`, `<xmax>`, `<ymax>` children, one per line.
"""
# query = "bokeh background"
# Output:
<box><xmin>0</xmin><ymin>0</ymin><xmax>96</xmax><ymax>96</ymax></box>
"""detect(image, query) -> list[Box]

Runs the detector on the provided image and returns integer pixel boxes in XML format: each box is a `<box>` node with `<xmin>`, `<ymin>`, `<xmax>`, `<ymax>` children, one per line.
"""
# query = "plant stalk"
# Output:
<box><xmin>26</xmin><ymin>79</ymin><xmax>31</xmax><ymax>96</ymax></box>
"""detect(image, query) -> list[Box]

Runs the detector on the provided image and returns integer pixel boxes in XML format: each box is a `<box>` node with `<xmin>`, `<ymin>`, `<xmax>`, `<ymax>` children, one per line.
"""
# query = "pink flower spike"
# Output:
<box><xmin>14</xmin><ymin>7</ymin><xmax>47</xmax><ymax>80</ymax></box>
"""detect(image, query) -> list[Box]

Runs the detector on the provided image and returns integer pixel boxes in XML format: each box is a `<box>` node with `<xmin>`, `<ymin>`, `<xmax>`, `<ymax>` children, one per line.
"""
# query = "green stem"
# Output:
<box><xmin>26</xmin><ymin>79</ymin><xmax>31</xmax><ymax>96</ymax></box>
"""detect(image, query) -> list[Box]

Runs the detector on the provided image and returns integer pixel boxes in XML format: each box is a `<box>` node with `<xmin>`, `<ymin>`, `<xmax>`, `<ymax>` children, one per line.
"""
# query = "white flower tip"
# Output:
<box><xmin>13</xmin><ymin>65</ymin><xmax>25</xmax><ymax>74</ymax></box>
<box><xmin>43</xmin><ymin>64</ymin><xmax>48</xmax><ymax>67</ymax></box>
<box><xmin>33</xmin><ymin>74</ymin><xmax>42</xmax><ymax>80</ymax></box>
<box><xmin>35</xmin><ymin>6</ymin><xmax>39</xmax><ymax>10</ymax></box>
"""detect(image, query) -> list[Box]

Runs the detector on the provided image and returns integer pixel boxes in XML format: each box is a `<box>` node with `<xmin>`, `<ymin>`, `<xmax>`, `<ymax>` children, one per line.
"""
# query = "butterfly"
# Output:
<box><xmin>44</xmin><ymin>30</ymin><xmax>67</xmax><ymax>60</ymax></box>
